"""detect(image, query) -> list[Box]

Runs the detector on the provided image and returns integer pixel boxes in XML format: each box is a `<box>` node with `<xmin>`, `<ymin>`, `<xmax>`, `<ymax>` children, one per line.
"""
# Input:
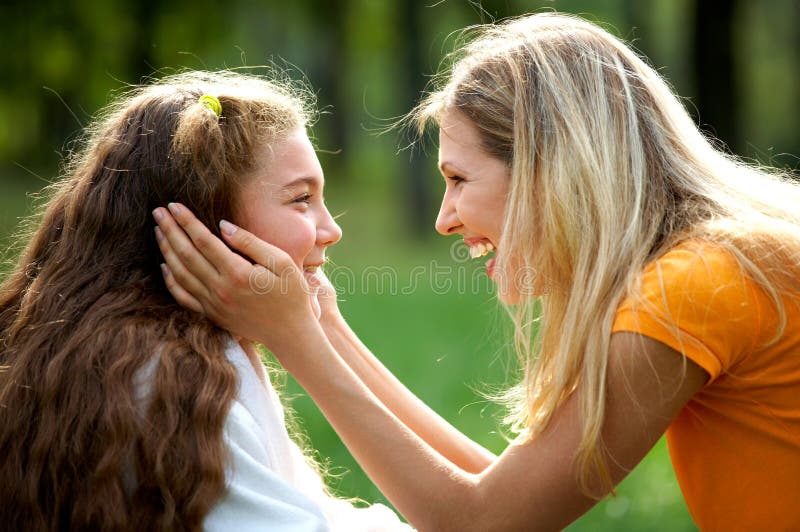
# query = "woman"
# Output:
<box><xmin>0</xmin><ymin>70</ymin><xmax>408</xmax><ymax>531</ymax></box>
<box><xmin>154</xmin><ymin>14</ymin><xmax>800</xmax><ymax>531</ymax></box>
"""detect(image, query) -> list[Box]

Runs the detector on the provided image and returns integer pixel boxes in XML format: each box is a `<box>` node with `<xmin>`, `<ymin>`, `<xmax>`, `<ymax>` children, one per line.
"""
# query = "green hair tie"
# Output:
<box><xmin>199</xmin><ymin>94</ymin><xmax>222</xmax><ymax>117</ymax></box>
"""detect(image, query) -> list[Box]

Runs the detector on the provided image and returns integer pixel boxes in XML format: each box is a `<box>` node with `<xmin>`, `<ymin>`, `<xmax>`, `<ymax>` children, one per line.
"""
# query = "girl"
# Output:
<box><xmin>154</xmin><ymin>14</ymin><xmax>800</xmax><ymax>532</ymax></box>
<box><xmin>0</xmin><ymin>71</ymin><xmax>409</xmax><ymax>531</ymax></box>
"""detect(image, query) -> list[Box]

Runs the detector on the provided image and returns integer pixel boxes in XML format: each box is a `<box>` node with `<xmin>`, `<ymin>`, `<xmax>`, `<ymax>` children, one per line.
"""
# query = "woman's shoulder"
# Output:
<box><xmin>615</xmin><ymin>239</ymin><xmax>768</xmax><ymax>377</ymax></box>
<box><xmin>646</xmin><ymin>239</ymin><xmax>741</xmax><ymax>280</ymax></box>
<box><xmin>628</xmin><ymin>240</ymin><xmax>752</xmax><ymax>315</ymax></box>
<box><xmin>640</xmin><ymin>238</ymin><xmax>800</xmax><ymax>316</ymax></box>
<box><xmin>628</xmin><ymin>239</ymin><xmax>763</xmax><ymax>319</ymax></box>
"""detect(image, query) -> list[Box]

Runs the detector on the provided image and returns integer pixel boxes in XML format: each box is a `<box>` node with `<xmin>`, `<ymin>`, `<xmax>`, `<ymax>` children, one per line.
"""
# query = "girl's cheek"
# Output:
<box><xmin>293</xmin><ymin>223</ymin><xmax>319</xmax><ymax>259</ymax></box>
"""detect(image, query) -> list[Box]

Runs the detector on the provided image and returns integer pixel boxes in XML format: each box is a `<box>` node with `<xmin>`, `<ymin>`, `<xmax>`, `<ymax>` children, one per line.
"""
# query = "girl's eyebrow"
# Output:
<box><xmin>282</xmin><ymin>176</ymin><xmax>323</xmax><ymax>189</ymax></box>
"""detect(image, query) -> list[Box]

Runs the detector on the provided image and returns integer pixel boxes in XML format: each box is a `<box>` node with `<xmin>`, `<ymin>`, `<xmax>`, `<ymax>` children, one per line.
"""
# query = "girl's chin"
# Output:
<box><xmin>302</xmin><ymin>270</ymin><xmax>322</xmax><ymax>319</ymax></box>
<box><xmin>309</xmin><ymin>292</ymin><xmax>321</xmax><ymax>319</ymax></box>
<box><xmin>304</xmin><ymin>270</ymin><xmax>320</xmax><ymax>286</ymax></box>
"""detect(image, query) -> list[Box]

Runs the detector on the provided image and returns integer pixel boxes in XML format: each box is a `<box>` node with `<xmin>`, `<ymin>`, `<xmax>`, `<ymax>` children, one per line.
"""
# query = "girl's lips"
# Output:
<box><xmin>303</xmin><ymin>268</ymin><xmax>321</xmax><ymax>286</ymax></box>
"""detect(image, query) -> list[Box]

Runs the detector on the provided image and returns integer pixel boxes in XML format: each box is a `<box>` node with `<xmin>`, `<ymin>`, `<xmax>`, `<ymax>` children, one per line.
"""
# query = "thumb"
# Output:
<box><xmin>315</xmin><ymin>269</ymin><xmax>337</xmax><ymax>299</ymax></box>
<box><xmin>219</xmin><ymin>220</ymin><xmax>295</xmax><ymax>275</ymax></box>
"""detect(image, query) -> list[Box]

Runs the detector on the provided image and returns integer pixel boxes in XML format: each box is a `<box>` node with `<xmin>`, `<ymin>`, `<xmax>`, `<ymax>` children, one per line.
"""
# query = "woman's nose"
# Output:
<box><xmin>435</xmin><ymin>192</ymin><xmax>460</xmax><ymax>235</ymax></box>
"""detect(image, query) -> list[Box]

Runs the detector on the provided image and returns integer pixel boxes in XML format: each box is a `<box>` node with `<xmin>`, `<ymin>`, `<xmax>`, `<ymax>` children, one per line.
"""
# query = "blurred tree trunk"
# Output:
<box><xmin>795</xmin><ymin>4</ymin><xmax>800</xmax><ymax>164</ymax></box>
<box><xmin>401</xmin><ymin>0</ymin><xmax>433</xmax><ymax>236</ymax></box>
<box><xmin>400</xmin><ymin>0</ymin><xmax>516</xmax><ymax>236</ymax></box>
<box><xmin>308</xmin><ymin>0</ymin><xmax>348</xmax><ymax>181</ymax></box>
<box><xmin>131</xmin><ymin>0</ymin><xmax>160</xmax><ymax>81</ymax></box>
<box><xmin>692</xmin><ymin>0</ymin><xmax>739</xmax><ymax>152</ymax></box>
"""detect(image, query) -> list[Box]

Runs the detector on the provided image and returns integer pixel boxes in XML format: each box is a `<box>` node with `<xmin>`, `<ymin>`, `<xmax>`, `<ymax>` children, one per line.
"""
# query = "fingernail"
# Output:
<box><xmin>167</xmin><ymin>203</ymin><xmax>181</xmax><ymax>216</ymax></box>
<box><xmin>154</xmin><ymin>226</ymin><xmax>164</xmax><ymax>241</ymax></box>
<box><xmin>152</xmin><ymin>208</ymin><xmax>164</xmax><ymax>222</ymax></box>
<box><xmin>160</xmin><ymin>263</ymin><xmax>171</xmax><ymax>277</ymax></box>
<box><xmin>219</xmin><ymin>219</ymin><xmax>238</xmax><ymax>236</ymax></box>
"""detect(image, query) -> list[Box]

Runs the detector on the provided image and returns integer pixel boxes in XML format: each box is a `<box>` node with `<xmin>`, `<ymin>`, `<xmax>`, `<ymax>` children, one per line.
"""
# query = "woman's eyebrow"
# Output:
<box><xmin>439</xmin><ymin>161</ymin><xmax>468</xmax><ymax>176</ymax></box>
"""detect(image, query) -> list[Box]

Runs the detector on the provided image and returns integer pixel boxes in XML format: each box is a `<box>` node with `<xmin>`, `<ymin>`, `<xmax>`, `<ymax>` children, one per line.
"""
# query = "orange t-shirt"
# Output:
<box><xmin>612</xmin><ymin>241</ymin><xmax>800</xmax><ymax>531</ymax></box>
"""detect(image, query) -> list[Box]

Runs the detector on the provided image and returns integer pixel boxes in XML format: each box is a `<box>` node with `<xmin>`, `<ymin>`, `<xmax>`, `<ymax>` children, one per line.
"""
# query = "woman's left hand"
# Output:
<box><xmin>152</xmin><ymin>203</ymin><xmax>321</xmax><ymax>355</ymax></box>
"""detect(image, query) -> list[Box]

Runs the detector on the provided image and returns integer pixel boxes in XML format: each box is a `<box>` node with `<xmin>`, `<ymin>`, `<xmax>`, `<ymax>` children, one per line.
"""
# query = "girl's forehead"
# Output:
<box><xmin>249</xmin><ymin>130</ymin><xmax>324</xmax><ymax>187</ymax></box>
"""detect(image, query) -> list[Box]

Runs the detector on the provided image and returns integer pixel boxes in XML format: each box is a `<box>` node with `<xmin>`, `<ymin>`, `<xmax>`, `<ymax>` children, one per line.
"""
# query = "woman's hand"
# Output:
<box><xmin>313</xmin><ymin>269</ymin><xmax>344</xmax><ymax>325</ymax></box>
<box><xmin>152</xmin><ymin>203</ymin><xmax>320</xmax><ymax>355</ymax></box>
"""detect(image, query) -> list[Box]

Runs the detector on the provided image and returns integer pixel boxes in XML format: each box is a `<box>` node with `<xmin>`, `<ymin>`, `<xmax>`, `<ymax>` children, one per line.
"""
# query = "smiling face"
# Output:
<box><xmin>437</xmin><ymin>109</ymin><xmax>524</xmax><ymax>302</ymax></box>
<box><xmin>236</xmin><ymin>127</ymin><xmax>342</xmax><ymax>282</ymax></box>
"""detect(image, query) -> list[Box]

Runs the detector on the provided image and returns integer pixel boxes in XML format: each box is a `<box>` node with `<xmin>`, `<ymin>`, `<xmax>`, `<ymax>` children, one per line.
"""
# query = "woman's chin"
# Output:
<box><xmin>494</xmin><ymin>269</ymin><xmax>545</xmax><ymax>304</ymax></box>
<box><xmin>498</xmin><ymin>291</ymin><xmax>520</xmax><ymax>305</ymax></box>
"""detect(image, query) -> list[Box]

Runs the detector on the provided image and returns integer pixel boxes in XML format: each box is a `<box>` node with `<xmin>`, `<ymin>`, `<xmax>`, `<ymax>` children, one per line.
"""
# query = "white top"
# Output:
<box><xmin>203</xmin><ymin>340</ymin><xmax>412</xmax><ymax>531</ymax></box>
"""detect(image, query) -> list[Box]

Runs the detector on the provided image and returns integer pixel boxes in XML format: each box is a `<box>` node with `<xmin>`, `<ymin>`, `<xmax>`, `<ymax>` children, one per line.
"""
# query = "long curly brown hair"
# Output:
<box><xmin>0</xmin><ymin>71</ymin><xmax>312</xmax><ymax>531</ymax></box>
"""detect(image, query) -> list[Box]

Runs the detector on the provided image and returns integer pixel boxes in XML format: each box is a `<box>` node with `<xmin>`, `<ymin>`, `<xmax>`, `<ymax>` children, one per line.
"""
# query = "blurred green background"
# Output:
<box><xmin>2</xmin><ymin>0</ymin><xmax>799</xmax><ymax>529</ymax></box>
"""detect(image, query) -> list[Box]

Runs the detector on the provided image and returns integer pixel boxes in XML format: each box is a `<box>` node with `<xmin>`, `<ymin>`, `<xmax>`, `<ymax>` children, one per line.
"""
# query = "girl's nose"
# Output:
<box><xmin>318</xmin><ymin>207</ymin><xmax>342</xmax><ymax>247</ymax></box>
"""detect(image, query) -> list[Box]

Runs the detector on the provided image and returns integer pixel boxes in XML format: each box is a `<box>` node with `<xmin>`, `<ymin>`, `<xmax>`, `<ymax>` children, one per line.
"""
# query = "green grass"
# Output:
<box><xmin>0</xmin><ymin>172</ymin><xmax>696</xmax><ymax>530</ymax></box>
<box><xmin>279</xmin><ymin>265</ymin><xmax>696</xmax><ymax>530</ymax></box>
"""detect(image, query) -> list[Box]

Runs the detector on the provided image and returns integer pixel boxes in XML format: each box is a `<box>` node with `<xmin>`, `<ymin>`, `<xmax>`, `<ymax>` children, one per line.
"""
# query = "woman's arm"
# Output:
<box><xmin>153</xmin><ymin>205</ymin><xmax>707</xmax><ymax>530</ymax></box>
<box><xmin>154</xmin><ymin>204</ymin><xmax>495</xmax><ymax>473</ymax></box>
<box><xmin>319</xmin><ymin>307</ymin><xmax>496</xmax><ymax>473</ymax></box>
<box><xmin>280</xmin><ymin>327</ymin><xmax>705</xmax><ymax>531</ymax></box>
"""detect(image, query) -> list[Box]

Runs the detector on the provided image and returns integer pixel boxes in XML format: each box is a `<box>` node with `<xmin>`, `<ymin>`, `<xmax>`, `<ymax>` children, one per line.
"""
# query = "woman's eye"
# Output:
<box><xmin>447</xmin><ymin>175</ymin><xmax>465</xmax><ymax>185</ymax></box>
<box><xmin>293</xmin><ymin>193</ymin><xmax>312</xmax><ymax>204</ymax></box>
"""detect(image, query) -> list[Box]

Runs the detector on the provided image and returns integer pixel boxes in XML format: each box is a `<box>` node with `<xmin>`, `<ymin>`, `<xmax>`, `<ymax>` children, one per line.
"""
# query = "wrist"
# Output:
<box><xmin>321</xmin><ymin>317</ymin><xmax>351</xmax><ymax>350</ymax></box>
<box><xmin>255</xmin><ymin>307</ymin><xmax>326</xmax><ymax>361</ymax></box>
<box><xmin>272</xmin><ymin>322</ymin><xmax>333</xmax><ymax>373</ymax></box>
<box><xmin>319</xmin><ymin>308</ymin><xmax>348</xmax><ymax>333</ymax></box>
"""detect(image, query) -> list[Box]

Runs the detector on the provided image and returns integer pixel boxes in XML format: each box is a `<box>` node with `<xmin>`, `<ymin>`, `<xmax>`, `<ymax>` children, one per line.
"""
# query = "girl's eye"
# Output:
<box><xmin>293</xmin><ymin>193</ymin><xmax>312</xmax><ymax>204</ymax></box>
<box><xmin>447</xmin><ymin>175</ymin><xmax>465</xmax><ymax>185</ymax></box>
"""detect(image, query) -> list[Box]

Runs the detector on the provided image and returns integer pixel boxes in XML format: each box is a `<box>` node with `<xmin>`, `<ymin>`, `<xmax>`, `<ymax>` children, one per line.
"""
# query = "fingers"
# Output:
<box><xmin>215</xmin><ymin>217</ymin><xmax>296</xmax><ymax>275</ymax></box>
<box><xmin>314</xmin><ymin>269</ymin><xmax>337</xmax><ymax>299</ymax></box>
<box><xmin>154</xmin><ymin>203</ymin><xmax>250</xmax><ymax>282</ymax></box>
<box><xmin>160</xmin><ymin>263</ymin><xmax>204</xmax><ymax>313</ymax></box>
<box><xmin>158</xmin><ymin>202</ymin><xmax>295</xmax><ymax>278</ymax></box>
<box><xmin>153</xmin><ymin>205</ymin><xmax>224</xmax><ymax>282</ymax></box>
<box><xmin>153</xmin><ymin>220</ymin><xmax>215</xmax><ymax>307</ymax></box>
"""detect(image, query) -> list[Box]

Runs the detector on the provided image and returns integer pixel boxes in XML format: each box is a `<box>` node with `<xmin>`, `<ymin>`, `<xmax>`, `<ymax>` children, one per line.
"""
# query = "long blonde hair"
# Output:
<box><xmin>0</xmin><ymin>70</ymin><xmax>312</xmax><ymax>530</ymax></box>
<box><xmin>411</xmin><ymin>13</ymin><xmax>800</xmax><ymax>495</ymax></box>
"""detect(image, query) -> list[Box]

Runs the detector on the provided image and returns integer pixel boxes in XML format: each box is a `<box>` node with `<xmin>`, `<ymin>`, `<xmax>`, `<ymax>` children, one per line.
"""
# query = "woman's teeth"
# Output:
<box><xmin>469</xmin><ymin>242</ymin><xmax>495</xmax><ymax>258</ymax></box>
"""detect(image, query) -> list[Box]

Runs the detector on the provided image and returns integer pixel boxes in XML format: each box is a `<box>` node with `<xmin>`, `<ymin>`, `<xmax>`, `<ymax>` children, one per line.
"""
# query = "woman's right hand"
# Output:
<box><xmin>152</xmin><ymin>203</ymin><xmax>322</xmax><ymax>356</ymax></box>
<box><xmin>313</xmin><ymin>269</ymin><xmax>345</xmax><ymax>325</ymax></box>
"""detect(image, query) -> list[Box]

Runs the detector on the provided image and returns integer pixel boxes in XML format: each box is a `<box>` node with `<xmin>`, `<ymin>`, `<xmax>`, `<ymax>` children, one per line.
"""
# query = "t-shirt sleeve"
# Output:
<box><xmin>612</xmin><ymin>245</ymin><xmax>763</xmax><ymax>381</ymax></box>
<box><xmin>204</xmin><ymin>401</ymin><xmax>331</xmax><ymax>532</ymax></box>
